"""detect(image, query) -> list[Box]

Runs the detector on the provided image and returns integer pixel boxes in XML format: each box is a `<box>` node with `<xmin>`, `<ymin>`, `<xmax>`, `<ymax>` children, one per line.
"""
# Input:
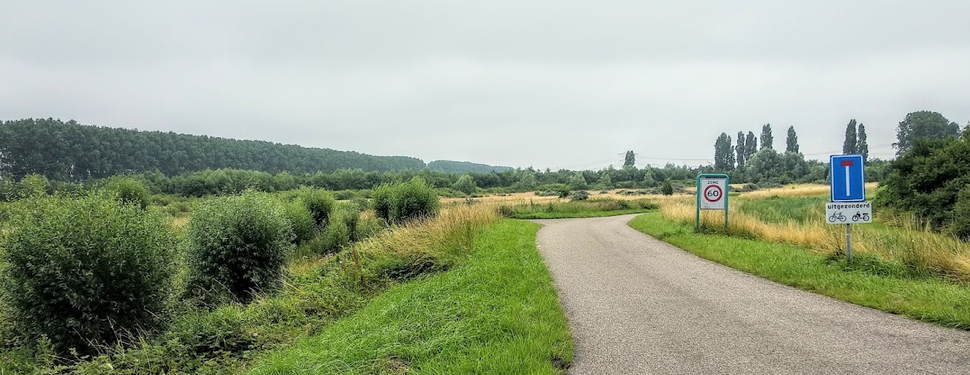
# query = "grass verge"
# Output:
<box><xmin>510</xmin><ymin>208</ymin><xmax>652</xmax><ymax>220</ymax></box>
<box><xmin>500</xmin><ymin>198</ymin><xmax>657</xmax><ymax>220</ymax></box>
<box><xmin>249</xmin><ymin>220</ymin><xmax>573</xmax><ymax>374</ymax></box>
<box><xmin>629</xmin><ymin>212</ymin><xmax>970</xmax><ymax>329</ymax></box>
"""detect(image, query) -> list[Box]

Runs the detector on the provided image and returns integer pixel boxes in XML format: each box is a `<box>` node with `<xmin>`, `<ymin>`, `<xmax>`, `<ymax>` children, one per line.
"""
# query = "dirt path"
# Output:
<box><xmin>534</xmin><ymin>214</ymin><xmax>970</xmax><ymax>374</ymax></box>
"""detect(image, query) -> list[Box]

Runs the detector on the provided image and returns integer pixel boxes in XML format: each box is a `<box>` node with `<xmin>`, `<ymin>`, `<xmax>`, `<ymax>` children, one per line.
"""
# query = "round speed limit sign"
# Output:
<box><xmin>699</xmin><ymin>177</ymin><xmax>727</xmax><ymax>210</ymax></box>
<box><xmin>703</xmin><ymin>185</ymin><xmax>723</xmax><ymax>203</ymax></box>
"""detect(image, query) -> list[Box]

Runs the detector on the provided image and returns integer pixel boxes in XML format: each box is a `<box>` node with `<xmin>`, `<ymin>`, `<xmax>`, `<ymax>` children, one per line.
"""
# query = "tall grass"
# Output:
<box><xmin>660</xmin><ymin>191</ymin><xmax>970</xmax><ymax>280</ymax></box>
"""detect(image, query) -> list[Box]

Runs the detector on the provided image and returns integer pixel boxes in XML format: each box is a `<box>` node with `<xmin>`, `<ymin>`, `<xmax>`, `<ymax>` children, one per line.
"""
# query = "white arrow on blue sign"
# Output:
<box><xmin>830</xmin><ymin>154</ymin><xmax>866</xmax><ymax>202</ymax></box>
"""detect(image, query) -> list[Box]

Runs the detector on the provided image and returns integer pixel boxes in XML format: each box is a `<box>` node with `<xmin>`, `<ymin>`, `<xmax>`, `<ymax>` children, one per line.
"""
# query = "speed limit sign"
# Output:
<box><xmin>699</xmin><ymin>177</ymin><xmax>727</xmax><ymax>210</ymax></box>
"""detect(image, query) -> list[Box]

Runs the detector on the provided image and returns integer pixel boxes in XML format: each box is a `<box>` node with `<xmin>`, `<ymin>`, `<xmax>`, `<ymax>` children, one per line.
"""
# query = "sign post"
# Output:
<box><xmin>828</xmin><ymin>155</ymin><xmax>867</xmax><ymax>262</ymax></box>
<box><xmin>696</xmin><ymin>174</ymin><xmax>729</xmax><ymax>231</ymax></box>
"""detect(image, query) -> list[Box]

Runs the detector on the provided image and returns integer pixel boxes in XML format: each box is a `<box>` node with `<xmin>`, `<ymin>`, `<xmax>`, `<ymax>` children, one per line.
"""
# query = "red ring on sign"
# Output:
<box><xmin>703</xmin><ymin>185</ymin><xmax>723</xmax><ymax>203</ymax></box>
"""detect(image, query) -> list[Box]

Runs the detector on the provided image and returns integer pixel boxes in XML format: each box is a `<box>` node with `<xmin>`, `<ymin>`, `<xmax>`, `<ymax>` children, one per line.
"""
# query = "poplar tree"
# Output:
<box><xmin>760</xmin><ymin>124</ymin><xmax>774</xmax><ymax>150</ymax></box>
<box><xmin>786</xmin><ymin>126</ymin><xmax>799</xmax><ymax>153</ymax></box>
<box><xmin>843</xmin><ymin>119</ymin><xmax>858</xmax><ymax>154</ymax></box>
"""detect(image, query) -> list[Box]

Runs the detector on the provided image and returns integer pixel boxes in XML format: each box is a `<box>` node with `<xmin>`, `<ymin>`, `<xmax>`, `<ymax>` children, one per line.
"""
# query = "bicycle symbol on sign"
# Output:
<box><xmin>828</xmin><ymin>212</ymin><xmax>847</xmax><ymax>223</ymax></box>
<box><xmin>852</xmin><ymin>211</ymin><xmax>870</xmax><ymax>222</ymax></box>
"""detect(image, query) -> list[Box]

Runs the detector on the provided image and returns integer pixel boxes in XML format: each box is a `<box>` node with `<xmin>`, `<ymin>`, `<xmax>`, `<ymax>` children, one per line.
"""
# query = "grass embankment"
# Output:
<box><xmin>500</xmin><ymin>198</ymin><xmax>657</xmax><ymax>219</ymax></box>
<box><xmin>250</xmin><ymin>220</ymin><xmax>572</xmax><ymax>374</ymax></box>
<box><xmin>629</xmin><ymin>212</ymin><xmax>970</xmax><ymax>328</ymax></box>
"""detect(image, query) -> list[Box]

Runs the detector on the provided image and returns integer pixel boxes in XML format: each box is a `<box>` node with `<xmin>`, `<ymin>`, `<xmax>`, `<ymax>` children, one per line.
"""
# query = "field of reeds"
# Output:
<box><xmin>662</xmin><ymin>184</ymin><xmax>970</xmax><ymax>281</ymax></box>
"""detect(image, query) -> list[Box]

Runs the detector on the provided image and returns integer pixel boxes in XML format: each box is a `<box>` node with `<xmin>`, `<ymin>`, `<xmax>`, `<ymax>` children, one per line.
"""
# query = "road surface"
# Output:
<box><xmin>533</xmin><ymin>214</ymin><xmax>970</xmax><ymax>374</ymax></box>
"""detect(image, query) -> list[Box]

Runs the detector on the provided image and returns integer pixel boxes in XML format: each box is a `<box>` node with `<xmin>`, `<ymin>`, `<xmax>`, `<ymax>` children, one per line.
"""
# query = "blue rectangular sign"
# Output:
<box><xmin>830</xmin><ymin>155</ymin><xmax>865</xmax><ymax>202</ymax></box>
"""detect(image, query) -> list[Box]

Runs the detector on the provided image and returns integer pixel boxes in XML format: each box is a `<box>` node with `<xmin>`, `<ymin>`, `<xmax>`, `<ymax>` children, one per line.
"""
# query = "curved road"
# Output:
<box><xmin>534</xmin><ymin>214</ymin><xmax>970</xmax><ymax>374</ymax></box>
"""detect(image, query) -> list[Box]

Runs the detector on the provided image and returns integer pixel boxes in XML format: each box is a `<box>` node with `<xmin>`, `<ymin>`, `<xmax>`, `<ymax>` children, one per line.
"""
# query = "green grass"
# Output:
<box><xmin>503</xmin><ymin>198</ymin><xmax>657</xmax><ymax>220</ymax></box>
<box><xmin>737</xmin><ymin>195</ymin><xmax>827</xmax><ymax>224</ymax></box>
<box><xmin>629</xmin><ymin>212</ymin><xmax>970</xmax><ymax>329</ymax></box>
<box><xmin>511</xmin><ymin>208</ymin><xmax>652</xmax><ymax>219</ymax></box>
<box><xmin>249</xmin><ymin>220</ymin><xmax>573</xmax><ymax>374</ymax></box>
<box><xmin>736</xmin><ymin>193</ymin><xmax>892</xmax><ymax>230</ymax></box>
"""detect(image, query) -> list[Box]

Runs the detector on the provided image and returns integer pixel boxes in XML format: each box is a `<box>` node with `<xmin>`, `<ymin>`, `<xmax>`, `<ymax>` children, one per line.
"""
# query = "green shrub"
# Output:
<box><xmin>320</xmin><ymin>217</ymin><xmax>351</xmax><ymax>254</ymax></box>
<box><xmin>370</xmin><ymin>179</ymin><xmax>440</xmax><ymax>225</ymax></box>
<box><xmin>284</xmin><ymin>200</ymin><xmax>316</xmax><ymax>244</ymax></box>
<box><xmin>104</xmin><ymin>177</ymin><xmax>151</xmax><ymax>209</ymax></box>
<box><xmin>186</xmin><ymin>191</ymin><xmax>292</xmax><ymax>303</ymax></box>
<box><xmin>296</xmin><ymin>188</ymin><xmax>335</xmax><ymax>228</ymax></box>
<box><xmin>372</xmin><ymin>184</ymin><xmax>394</xmax><ymax>224</ymax></box>
<box><xmin>661</xmin><ymin>181</ymin><xmax>674</xmax><ymax>196</ymax></box>
<box><xmin>952</xmin><ymin>186</ymin><xmax>970</xmax><ymax>240</ymax></box>
<box><xmin>0</xmin><ymin>192</ymin><xmax>176</xmax><ymax>355</ymax></box>
<box><xmin>391</xmin><ymin>178</ymin><xmax>440</xmax><ymax>224</ymax></box>
<box><xmin>570</xmin><ymin>191</ymin><xmax>589</xmax><ymax>201</ymax></box>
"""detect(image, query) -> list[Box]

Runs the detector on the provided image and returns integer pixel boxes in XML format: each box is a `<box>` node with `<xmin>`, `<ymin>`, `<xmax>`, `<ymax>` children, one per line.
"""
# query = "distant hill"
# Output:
<box><xmin>0</xmin><ymin>118</ymin><xmax>425</xmax><ymax>181</ymax></box>
<box><xmin>427</xmin><ymin>160</ymin><xmax>513</xmax><ymax>174</ymax></box>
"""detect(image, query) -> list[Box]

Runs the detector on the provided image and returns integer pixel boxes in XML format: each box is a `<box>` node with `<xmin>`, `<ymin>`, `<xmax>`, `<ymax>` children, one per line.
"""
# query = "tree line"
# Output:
<box><xmin>0</xmin><ymin>118</ymin><xmax>429</xmax><ymax>182</ymax></box>
<box><xmin>0</xmin><ymin>161</ymin><xmax>714</xmax><ymax>201</ymax></box>
<box><xmin>712</xmin><ymin>118</ymin><xmax>895</xmax><ymax>185</ymax></box>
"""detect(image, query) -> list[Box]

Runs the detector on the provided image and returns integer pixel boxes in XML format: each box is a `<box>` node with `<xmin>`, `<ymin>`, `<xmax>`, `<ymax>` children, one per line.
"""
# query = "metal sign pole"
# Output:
<box><xmin>695</xmin><ymin>175</ymin><xmax>701</xmax><ymax>231</ymax></box>
<box><xmin>846</xmin><ymin>224</ymin><xmax>852</xmax><ymax>262</ymax></box>
<box><xmin>724</xmin><ymin>175</ymin><xmax>730</xmax><ymax>231</ymax></box>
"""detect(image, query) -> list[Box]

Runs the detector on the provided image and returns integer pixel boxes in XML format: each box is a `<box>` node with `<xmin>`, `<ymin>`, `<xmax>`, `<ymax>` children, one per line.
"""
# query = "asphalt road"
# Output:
<box><xmin>533</xmin><ymin>214</ymin><xmax>970</xmax><ymax>375</ymax></box>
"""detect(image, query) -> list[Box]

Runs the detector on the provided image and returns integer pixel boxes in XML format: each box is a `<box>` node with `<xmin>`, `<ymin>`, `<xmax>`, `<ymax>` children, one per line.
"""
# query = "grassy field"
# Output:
<box><xmin>629</xmin><ymin>212</ymin><xmax>970</xmax><ymax>329</ymax></box>
<box><xmin>664</xmin><ymin>184</ymin><xmax>970</xmax><ymax>280</ymax></box>
<box><xmin>249</xmin><ymin>220</ymin><xmax>573</xmax><ymax>374</ymax></box>
<box><xmin>498</xmin><ymin>198</ymin><xmax>657</xmax><ymax>219</ymax></box>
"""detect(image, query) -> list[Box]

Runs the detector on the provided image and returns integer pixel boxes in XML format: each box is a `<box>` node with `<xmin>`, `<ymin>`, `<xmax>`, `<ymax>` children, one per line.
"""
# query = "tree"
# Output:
<box><xmin>746</xmin><ymin>149</ymin><xmax>783</xmax><ymax>184</ymax></box>
<box><xmin>786</xmin><ymin>126</ymin><xmax>799</xmax><ymax>153</ymax></box>
<box><xmin>661</xmin><ymin>180</ymin><xmax>674</xmax><ymax>196</ymax></box>
<box><xmin>713</xmin><ymin>133</ymin><xmax>734</xmax><ymax>171</ymax></box>
<box><xmin>760</xmin><ymin>124</ymin><xmax>773</xmax><ymax>150</ymax></box>
<box><xmin>744</xmin><ymin>132</ymin><xmax>758</xmax><ymax>162</ymax></box>
<box><xmin>894</xmin><ymin>111</ymin><xmax>961</xmax><ymax>156</ymax></box>
<box><xmin>857</xmin><ymin>124</ymin><xmax>869</xmax><ymax>163</ymax></box>
<box><xmin>596</xmin><ymin>173</ymin><xmax>614</xmax><ymax>189</ymax></box>
<box><xmin>569</xmin><ymin>173</ymin><xmax>588</xmax><ymax>190</ymax></box>
<box><xmin>735</xmin><ymin>131</ymin><xmax>746</xmax><ymax>169</ymax></box>
<box><xmin>452</xmin><ymin>174</ymin><xmax>477</xmax><ymax>195</ymax></box>
<box><xmin>843</xmin><ymin>119</ymin><xmax>858</xmax><ymax>154</ymax></box>
<box><xmin>623</xmin><ymin>150</ymin><xmax>636</xmax><ymax>169</ymax></box>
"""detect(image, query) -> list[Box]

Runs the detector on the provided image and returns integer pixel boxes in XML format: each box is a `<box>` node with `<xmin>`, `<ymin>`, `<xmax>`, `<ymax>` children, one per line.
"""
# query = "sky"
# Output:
<box><xmin>2</xmin><ymin>1</ymin><xmax>969</xmax><ymax>170</ymax></box>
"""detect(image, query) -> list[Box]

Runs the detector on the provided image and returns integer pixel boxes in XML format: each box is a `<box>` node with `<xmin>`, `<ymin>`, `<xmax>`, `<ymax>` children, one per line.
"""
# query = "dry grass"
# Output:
<box><xmin>355</xmin><ymin>204</ymin><xmax>500</xmax><ymax>266</ymax></box>
<box><xmin>660</xmin><ymin>191</ymin><xmax>970</xmax><ymax>280</ymax></box>
<box><xmin>738</xmin><ymin>183</ymin><xmax>878</xmax><ymax>199</ymax></box>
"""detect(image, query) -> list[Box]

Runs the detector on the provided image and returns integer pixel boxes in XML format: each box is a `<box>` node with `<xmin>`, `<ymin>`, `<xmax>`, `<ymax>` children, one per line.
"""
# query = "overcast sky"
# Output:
<box><xmin>2</xmin><ymin>1</ymin><xmax>969</xmax><ymax>170</ymax></box>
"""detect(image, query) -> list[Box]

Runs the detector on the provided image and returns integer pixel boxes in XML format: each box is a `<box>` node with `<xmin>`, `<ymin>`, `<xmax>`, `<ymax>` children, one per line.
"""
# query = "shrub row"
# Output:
<box><xmin>0</xmin><ymin>181</ymin><xmax>434</xmax><ymax>358</ymax></box>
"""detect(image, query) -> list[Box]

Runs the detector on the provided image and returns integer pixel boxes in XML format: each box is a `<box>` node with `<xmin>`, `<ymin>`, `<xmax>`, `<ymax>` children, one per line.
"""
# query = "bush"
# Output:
<box><xmin>283</xmin><ymin>200</ymin><xmax>316</xmax><ymax>244</ymax></box>
<box><xmin>372</xmin><ymin>184</ymin><xmax>394</xmax><ymax>224</ymax></box>
<box><xmin>104</xmin><ymin>177</ymin><xmax>151</xmax><ymax>209</ymax></box>
<box><xmin>952</xmin><ymin>186</ymin><xmax>970</xmax><ymax>240</ymax></box>
<box><xmin>372</xmin><ymin>178</ymin><xmax>441</xmax><ymax>225</ymax></box>
<box><xmin>661</xmin><ymin>181</ymin><xmax>674</xmax><ymax>196</ymax></box>
<box><xmin>0</xmin><ymin>192</ymin><xmax>176</xmax><ymax>355</ymax></box>
<box><xmin>186</xmin><ymin>191</ymin><xmax>292</xmax><ymax>303</ymax></box>
<box><xmin>570</xmin><ymin>191</ymin><xmax>589</xmax><ymax>201</ymax></box>
<box><xmin>296</xmin><ymin>188</ymin><xmax>335</xmax><ymax>228</ymax></box>
<box><xmin>391</xmin><ymin>178</ymin><xmax>440</xmax><ymax>224</ymax></box>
